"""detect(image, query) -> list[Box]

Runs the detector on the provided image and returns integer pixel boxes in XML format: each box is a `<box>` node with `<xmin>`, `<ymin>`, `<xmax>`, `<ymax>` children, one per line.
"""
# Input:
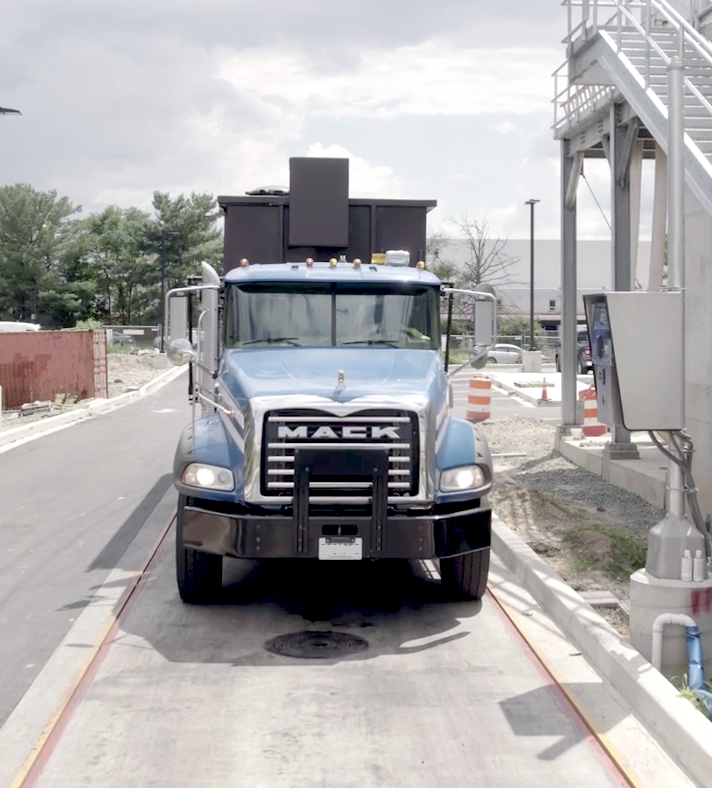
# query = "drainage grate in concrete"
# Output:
<box><xmin>265</xmin><ymin>630</ymin><xmax>369</xmax><ymax>659</ymax></box>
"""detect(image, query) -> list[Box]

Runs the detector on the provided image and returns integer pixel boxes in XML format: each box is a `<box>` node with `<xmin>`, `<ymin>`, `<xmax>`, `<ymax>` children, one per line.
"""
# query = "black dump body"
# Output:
<box><xmin>218</xmin><ymin>157</ymin><xmax>437</xmax><ymax>274</ymax></box>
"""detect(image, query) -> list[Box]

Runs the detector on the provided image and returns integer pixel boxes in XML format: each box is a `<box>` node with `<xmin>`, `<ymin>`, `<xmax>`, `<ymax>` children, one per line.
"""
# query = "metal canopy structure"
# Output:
<box><xmin>554</xmin><ymin>0</ymin><xmax>712</xmax><ymax>459</ymax></box>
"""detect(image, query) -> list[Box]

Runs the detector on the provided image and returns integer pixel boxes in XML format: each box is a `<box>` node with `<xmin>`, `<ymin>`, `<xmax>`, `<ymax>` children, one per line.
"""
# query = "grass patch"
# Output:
<box><xmin>447</xmin><ymin>349</ymin><xmax>468</xmax><ymax>364</ymax></box>
<box><xmin>562</xmin><ymin>523</ymin><xmax>647</xmax><ymax>582</ymax></box>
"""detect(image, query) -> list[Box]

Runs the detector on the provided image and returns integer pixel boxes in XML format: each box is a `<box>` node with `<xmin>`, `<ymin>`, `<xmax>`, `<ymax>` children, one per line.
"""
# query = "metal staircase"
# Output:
<box><xmin>554</xmin><ymin>0</ymin><xmax>712</xmax><ymax>215</ymax></box>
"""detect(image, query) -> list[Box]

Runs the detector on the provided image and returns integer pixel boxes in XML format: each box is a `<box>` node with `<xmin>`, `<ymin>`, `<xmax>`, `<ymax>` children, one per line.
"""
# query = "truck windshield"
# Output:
<box><xmin>224</xmin><ymin>282</ymin><xmax>439</xmax><ymax>349</ymax></box>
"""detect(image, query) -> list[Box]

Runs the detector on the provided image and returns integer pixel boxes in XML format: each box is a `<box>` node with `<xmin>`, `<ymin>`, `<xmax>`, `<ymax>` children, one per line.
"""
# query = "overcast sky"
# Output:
<box><xmin>0</xmin><ymin>1</ymin><xmax>656</xmax><ymax>241</ymax></box>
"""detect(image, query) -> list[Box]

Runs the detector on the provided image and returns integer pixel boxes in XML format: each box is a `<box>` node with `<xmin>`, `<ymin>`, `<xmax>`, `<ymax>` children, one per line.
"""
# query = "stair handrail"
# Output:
<box><xmin>552</xmin><ymin>59</ymin><xmax>617</xmax><ymax>134</ymax></box>
<box><xmin>562</xmin><ymin>0</ymin><xmax>712</xmax><ymax>122</ymax></box>
<box><xmin>564</xmin><ymin>1</ymin><xmax>712</xmax><ymax>60</ymax></box>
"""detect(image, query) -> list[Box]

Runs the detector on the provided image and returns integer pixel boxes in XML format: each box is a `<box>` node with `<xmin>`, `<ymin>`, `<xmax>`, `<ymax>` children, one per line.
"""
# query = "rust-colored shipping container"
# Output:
<box><xmin>0</xmin><ymin>329</ymin><xmax>108</xmax><ymax>408</ymax></box>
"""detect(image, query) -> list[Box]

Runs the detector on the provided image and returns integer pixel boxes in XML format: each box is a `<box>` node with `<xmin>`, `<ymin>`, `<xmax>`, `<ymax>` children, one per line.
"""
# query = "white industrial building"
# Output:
<box><xmin>428</xmin><ymin>237</ymin><xmax>653</xmax><ymax>334</ymax></box>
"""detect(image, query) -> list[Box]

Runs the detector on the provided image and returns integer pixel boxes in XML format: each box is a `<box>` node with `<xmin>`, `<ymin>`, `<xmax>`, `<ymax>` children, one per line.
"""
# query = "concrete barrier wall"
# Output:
<box><xmin>0</xmin><ymin>330</ymin><xmax>107</xmax><ymax>408</ymax></box>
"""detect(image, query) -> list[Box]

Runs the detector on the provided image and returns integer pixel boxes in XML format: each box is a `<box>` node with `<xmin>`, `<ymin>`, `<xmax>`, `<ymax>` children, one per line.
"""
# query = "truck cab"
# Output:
<box><xmin>165</xmin><ymin>158</ymin><xmax>496</xmax><ymax>604</ymax></box>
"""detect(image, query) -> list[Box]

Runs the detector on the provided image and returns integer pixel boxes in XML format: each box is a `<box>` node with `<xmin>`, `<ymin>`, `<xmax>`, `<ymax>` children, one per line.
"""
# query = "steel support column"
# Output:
<box><xmin>605</xmin><ymin>106</ymin><xmax>639</xmax><ymax>459</ymax></box>
<box><xmin>559</xmin><ymin>140</ymin><xmax>581</xmax><ymax>432</ymax></box>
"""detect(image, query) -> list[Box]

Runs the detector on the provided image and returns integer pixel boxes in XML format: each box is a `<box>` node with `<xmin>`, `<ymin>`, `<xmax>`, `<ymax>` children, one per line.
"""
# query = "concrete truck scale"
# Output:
<box><xmin>165</xmin><ymin>158</ymin><xmax>497</xmax><ymax>604</ymax></box>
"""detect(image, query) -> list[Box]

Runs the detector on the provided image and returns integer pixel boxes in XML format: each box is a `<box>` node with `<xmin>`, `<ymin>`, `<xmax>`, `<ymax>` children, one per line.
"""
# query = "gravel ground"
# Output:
<box><xmin>0</xmin><ymin>352</ymin><xmax>166</xmax><ymax>433</ymax></box>
<box><xmin>105</xmin><ymin>352</ymin><xmax>166</xmax><ymax>398</ymax></box>
<box><xmin>481</xmin><ymin>415</ymin><xmax>665</xmax><ymax>639</ymax></box>
<box><xmin>484</xmin><ymin>416</ymin><xmax>663</xmax><ymax>540</ymax></box>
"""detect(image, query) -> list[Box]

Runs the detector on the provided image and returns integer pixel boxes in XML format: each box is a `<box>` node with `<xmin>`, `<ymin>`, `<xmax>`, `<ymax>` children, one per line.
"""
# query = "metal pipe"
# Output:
<box><xmin>667</xmin><ymin>56</ymin><xmax>686</xmax><ymax>517</ymax></box>
<box><xmin>651</xmin><ymin>612</ymin><xmax>698</xmax><ymax>673</ymax></box>
<box><xmin>525</xmin><ymin>199</ymin><xmax>540</xmax><ymax>351</ymax></box>
<box><xmin>159</xmin><ymin>234</ymin><xmax>166</xmax><ymax>353</ymax></box>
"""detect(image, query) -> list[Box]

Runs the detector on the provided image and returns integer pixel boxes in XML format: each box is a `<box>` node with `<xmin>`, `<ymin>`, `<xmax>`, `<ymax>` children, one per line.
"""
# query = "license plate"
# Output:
<box><xmin>318</xmin><ymin>537</ymin><xmax>363</xmax><ymax>560</ymax></box>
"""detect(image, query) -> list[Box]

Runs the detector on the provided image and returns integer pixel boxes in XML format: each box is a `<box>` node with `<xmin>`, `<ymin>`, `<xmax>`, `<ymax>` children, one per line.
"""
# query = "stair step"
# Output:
<box><xmin>639</xmin><ymin>64</ymin><xmax>712</xmax><ymax>73</ymax></box>
<box><xmin>624</xmin><ymin>54</ymin><xmax>712</xmax><ymax>66</ymax></box>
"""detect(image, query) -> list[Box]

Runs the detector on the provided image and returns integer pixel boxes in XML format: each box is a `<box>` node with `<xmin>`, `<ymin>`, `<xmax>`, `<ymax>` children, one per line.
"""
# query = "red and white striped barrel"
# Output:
<box><xmin>578</xmin><ymin>384</ymin><xmax>607</xmax><ymax>437</ymax></box>
<box><xmin>466</xmin><ymin>375</ymin><xmax>491</xmax><ymax>423</ymax></box>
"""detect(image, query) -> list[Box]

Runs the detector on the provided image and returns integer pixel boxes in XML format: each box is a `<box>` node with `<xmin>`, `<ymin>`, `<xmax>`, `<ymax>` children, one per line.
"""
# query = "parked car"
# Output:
<box><xmin>555</xmin><ymin>329</ymin><xmax>592</xmax><ymax>374</ymax></box>
<box><xmin>111</xmin><ymin>333</ymin><xmax>135</xmax><ymax>347</ymax></box>
<box><xmin>476</xmin><ymin>343</ymin><xmax>523</xmax><ymax>365</ymax></box>
<box><xmin>0</xmin><ymin>321</ymin><xmax>40</xmax><ymax>333</ymax></box>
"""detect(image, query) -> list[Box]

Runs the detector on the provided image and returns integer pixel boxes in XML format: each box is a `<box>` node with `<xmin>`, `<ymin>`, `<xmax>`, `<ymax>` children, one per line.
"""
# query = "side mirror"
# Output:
<box><xmin>473</xmin><ymin>299</ymin><xmax>494</xmax><ymax>347</ymax></box>
<box><xmin>469</xmin><ymin>347</ymin><xmax>489</xmax><ymax>369</ymax></box>
<box><xmin>168</xmin><ymin>293</ymin><xmax>189</xmax><ymax>345</ymax></box>
<box><xmin>167</xmin><ymin>338</ymin><xmax>195</xmax><ymax>367</ymax></box>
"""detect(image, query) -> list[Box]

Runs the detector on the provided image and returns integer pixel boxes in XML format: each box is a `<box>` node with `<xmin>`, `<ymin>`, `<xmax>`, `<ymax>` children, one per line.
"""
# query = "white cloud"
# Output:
<box><xmin>220</xmin><ymin>42</ymin><xmax>562</xmax><ymax>119</ymax></box>
<box><xmin>305</xmin><ymin>143</ymin><xmax>407</xmax><ymax>198</ymax></box>
<box><xmin>490</xmin><ymin>121</ymin><xmax>517</xmax><ymax>134</ymax></box>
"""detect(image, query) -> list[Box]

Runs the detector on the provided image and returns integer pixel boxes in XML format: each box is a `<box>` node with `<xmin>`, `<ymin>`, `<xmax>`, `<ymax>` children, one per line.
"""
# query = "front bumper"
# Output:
<box><xmin>181</xmin><ymin>501</ymin><xmax>491</xmax><ymax>560</ymax></box>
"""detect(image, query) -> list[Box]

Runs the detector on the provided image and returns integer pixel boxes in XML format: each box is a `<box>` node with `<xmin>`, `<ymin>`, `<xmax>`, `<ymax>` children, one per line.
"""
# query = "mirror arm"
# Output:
<box><xmin>444</xmin><ymin>291</ymin><xmax>454</xmax><ymax>372</ymax></box>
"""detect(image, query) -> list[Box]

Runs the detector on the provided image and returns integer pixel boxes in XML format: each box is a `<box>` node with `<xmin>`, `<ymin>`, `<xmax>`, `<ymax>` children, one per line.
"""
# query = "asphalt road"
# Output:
<box><xmin>0</xmin><ymin>376</ymin><xmax>191</xmax><ymax>728</ymax></box>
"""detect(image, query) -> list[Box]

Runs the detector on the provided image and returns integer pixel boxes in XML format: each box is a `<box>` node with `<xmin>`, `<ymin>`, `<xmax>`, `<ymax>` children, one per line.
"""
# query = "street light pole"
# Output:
<box><xmin>0</xmin><ymin>106</ymin><xmax>21</xmax><ymax>116</ymax></box>
<box><xmin>525</xmin><ymin>199</ymin><xmax>540</xmax><ymax>351</ymax></box>
<box><xmin>159</xmin><ymin>229</ymin><xmax>179</xmax><ymax>353</ymax></box>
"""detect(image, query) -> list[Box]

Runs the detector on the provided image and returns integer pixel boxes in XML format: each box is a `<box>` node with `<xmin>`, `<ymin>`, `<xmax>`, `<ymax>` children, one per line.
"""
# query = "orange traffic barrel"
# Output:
<box><xmin>466</xmin><ymin>375</ymin><xmax>491</xmax><ymax>423</ymax></box>
<box><xmin>578</xmin><ymin>384</ymin><xmax>607</xmax><ymax>437</ymax></box>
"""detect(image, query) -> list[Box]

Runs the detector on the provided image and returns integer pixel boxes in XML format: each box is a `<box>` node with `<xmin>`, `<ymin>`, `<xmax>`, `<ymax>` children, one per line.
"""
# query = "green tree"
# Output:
<box><xmin>149</xmin><ymin>192</ymin><xmax>223</xmax><ymax>289</ymax></box>
<box><xmin>0</xmin><ymin>184</ymin><xmax>82</xmax><ymax>324</ymax></box>
<box><xmin>498</xmin><ymin>314</ymin><xmax>543</xmax><ymax>343</ymax></box>
<box><xmin>74</xmin><ymin>205</ymin><xmax>155</xmax><ymax>324</ymax></box>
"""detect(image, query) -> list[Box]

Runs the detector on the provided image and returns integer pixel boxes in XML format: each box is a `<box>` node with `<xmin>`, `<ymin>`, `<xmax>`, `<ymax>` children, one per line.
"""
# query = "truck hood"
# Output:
<box><xmin>219</xmin><ymin>347</ymin><xmax>447</xmax><ymax>406</ymax></box>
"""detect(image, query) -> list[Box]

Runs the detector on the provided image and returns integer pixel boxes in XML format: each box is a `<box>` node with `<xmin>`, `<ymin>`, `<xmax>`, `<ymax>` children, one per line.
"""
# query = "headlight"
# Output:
<box><xmin>440</xmin><ymin>464</ymin><xmax>487</xmax><ymax>492</ymax></box>
<box><xmin>181</xmin><ymin>463</ymin><xmax>234</xmax><ymax>491</ymax></box>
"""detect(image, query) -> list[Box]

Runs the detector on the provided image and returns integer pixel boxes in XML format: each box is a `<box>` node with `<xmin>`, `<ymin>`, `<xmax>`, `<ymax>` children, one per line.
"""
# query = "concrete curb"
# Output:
<box><xmin>0</xmin><ymin>366</ymin><xmax>186</xmax><ymax>451</ymax></box>
<box><xmin>555</xmin><ymin>433</ymin><xmax>667</xmax><ymax>511</ymax></box>
<box><xmin>491</xmin><ymin>514</ymin><xmax>712</xmax><ymax>787</ymax></box>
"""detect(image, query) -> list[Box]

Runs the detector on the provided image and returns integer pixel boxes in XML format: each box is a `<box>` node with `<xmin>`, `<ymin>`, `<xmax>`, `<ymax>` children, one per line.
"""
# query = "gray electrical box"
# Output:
<box><xmin>583</xmin><ymin>291</ymin><xmax>683</xmax><ymax>431</ymax></box>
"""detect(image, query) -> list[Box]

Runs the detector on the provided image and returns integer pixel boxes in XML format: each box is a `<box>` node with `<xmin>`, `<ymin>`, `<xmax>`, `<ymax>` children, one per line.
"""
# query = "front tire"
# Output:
<box><xmin>440</xmin><ymin>548</ymin><xmax>490</xmax><ymax>600</ymax></box>
<box><xmin>176</xmin><ymin>496</ymin><xmax>223</xmax><ymax>604</ymax></box>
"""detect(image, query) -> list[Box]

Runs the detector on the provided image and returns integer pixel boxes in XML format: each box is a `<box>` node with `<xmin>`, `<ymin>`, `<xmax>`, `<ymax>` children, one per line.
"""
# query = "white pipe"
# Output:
<box><xmin>651</xmin><ymin>612</ymin><xmax>698</xmax><ymax>671</ymax></box>
<box><xmin>667</xmin><ymin>57</ymin><xmax>687</xmax><ymax>518</ymax></box>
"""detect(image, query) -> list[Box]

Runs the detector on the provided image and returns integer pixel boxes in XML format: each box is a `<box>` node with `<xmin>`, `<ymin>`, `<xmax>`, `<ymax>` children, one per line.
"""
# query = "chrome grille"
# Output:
<box><xmin>261</xmin><ymin>409</ymin><xmax>419</xmax><ymax>499</ymax></box>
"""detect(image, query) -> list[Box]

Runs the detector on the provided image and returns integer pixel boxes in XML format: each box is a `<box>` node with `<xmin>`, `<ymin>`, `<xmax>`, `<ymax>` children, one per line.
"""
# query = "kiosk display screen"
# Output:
<box><xmin>590</xmin><ymin>301</ymin><xmax>612</xmax><ymax>365</ymax></box>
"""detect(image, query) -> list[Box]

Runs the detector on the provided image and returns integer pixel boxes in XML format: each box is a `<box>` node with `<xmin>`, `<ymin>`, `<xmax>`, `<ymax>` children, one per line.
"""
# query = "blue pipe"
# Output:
<box><xmin>686</xmin><ymin>626</ymin><xmax>705</xmax><ymax>690</ymax></box>
<box><xmin>686</xmin><ymin>625</ymin><xmax>712</xmax><ymax>718</ymax></box>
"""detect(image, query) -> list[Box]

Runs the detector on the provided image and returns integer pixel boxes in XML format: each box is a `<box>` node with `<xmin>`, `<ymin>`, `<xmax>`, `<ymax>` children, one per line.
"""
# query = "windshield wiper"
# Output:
<box><xmin>341</xmin><ymin>339</ymin><xmax>398</xmax><ymax>347</ymax></box>
<box><xmin>242</xmin><ymin>337</ymin><xmax>301</xmax><ymax>346</ymax></box>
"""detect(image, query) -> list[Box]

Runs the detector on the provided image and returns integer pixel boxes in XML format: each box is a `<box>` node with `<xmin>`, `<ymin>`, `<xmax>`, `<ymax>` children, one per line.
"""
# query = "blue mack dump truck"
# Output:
<box><xmin>165</xmin><ymin>157</ymin><xmax>497</xmax><ymax>604</ymax></box>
